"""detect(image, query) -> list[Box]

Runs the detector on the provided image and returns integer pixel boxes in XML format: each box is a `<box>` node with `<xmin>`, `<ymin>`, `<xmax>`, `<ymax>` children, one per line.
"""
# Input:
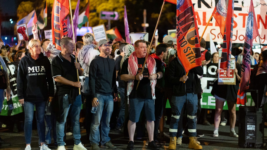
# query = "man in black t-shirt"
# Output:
<box><xmin>51</xmin><ymin>37</ymin><xmax>86</xmax><ymax>150</ymax></box>
<box><xmin>121</xmin><ymin>40</ymin><xmax>163</xmax><ymax>150</ymax></box>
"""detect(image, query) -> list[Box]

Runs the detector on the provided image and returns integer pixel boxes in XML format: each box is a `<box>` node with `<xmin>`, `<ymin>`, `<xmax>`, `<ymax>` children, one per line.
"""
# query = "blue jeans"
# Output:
<box><xmin>116</xmin><ymin>87</ymin><xmax>125</xmax><ymax>128</ymax></box>
<box><xmin>90</xmin><ymin>93</ymin><xmax>114</xmax><ymax>145</ymax></box>
<box><xmin>45</xmin><ymin>114</ymin><xmax>57</xmax><ymax>144</ymax></box>
<box><xmin>169</xmin><ymin>93</ymin><xmax>198</xmax><ymax>137</ymax></box>
<box><xmin>0</xmin><ymin>89</ymin><xmax>4</xmax><ymax>112</ymax></box>
<box><xmin>56</xmin><ymin>95</ymin><xmax>81</xmax><ymax>146</ymax></box>
<box><xmin>24</xmin><ymin>101</ymin><xmax>46</xmax><ymax>144</ymax></box>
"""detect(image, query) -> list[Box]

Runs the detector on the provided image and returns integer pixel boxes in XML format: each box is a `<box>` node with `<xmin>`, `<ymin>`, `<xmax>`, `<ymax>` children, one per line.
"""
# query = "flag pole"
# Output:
<box><xmin>136</xmin><ymin>0</ymin><xmax>165</xmax><ymax>90</ymax></box>
<box><xmin>68</xmin><ymin>0</ymin><xmax>81</xmax><ymax>95</ymax></box>
<box><xmin>200</xmin><ymin>15</ymin><xmax>213</xmax><ymax>42</ymax></box>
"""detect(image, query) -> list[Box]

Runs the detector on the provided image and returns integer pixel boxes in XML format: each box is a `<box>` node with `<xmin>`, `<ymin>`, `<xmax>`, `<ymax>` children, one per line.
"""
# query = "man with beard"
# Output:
<box><xmin>121</xmin><ymin>40</ymin><xmax>163</xmax><ymax>150</ymax></box>
<box><xmin>51</xmin><ymin>37</ymin><xmax>86</xmax><ymax>150</ymax></box>
<box><xmin>89</xmin><ymin>39</ymin><xmax>118</xmax><ymax>150</ymax></box>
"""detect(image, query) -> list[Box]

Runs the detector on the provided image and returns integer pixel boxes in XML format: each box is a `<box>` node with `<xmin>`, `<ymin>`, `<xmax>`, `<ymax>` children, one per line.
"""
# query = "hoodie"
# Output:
<box><xmin>17</xmin><ymin>52</ymin><xmax>54</xmax><ymax>102</ymax></box>
<box><xmin>89</xmin><ymin>55</ymin><xmax>117</xmax><ymax>98</ymax></box>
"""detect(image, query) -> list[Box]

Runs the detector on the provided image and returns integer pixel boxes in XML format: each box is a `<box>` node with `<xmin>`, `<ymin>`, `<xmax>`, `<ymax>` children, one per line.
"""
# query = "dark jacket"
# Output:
<box><xmin>168</xmin><ymin>57</ymin><xmax>203</xmax><ymax>96</ymax></box>
<box><xmin>89</xmin><ymin>56</ymin><xmax>117</xmax><ymax>98</ymax></box>
<box><xmin>17</xmin><ymin>52</ymin><xmax>54</xmax><ymax>102</ymax></box>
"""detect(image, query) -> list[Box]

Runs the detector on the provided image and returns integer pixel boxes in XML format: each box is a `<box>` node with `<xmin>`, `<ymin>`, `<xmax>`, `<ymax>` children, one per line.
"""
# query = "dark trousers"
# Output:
<box><xmin>85</xmin><ymin>94</ymin><xmax>93</xmax><ymax>140</ymax></box>
<box><xmin>154</xmin><ymin>91</ymin><xmax>164</xmax><ymax>141</ymax></box>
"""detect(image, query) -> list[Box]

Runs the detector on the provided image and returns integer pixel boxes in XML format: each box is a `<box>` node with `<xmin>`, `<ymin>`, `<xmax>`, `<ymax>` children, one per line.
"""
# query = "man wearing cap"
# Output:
<box><xmin>89</xmin><ymin>39</ymin><xmax>118</xmax><ymax>150</ymax></box>
<box><xmin>121</xmin><ymin>40</ymin><xmax>163</xmax><ymax>150</ymax></box>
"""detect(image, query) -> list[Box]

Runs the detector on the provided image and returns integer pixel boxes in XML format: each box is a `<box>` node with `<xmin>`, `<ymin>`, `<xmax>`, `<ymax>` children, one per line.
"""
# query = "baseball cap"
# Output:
<box><xmin>98</xmin><ymin>39</ymin><xmax>109</xmax><ymax>47</ymax></box>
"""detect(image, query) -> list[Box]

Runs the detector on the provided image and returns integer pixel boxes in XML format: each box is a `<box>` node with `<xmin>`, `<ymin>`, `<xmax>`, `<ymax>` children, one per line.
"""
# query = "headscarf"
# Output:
<box><xmin>120</xmin><ymin>44</ymin><xmax>134</xmax><ymax>68</ymax></box>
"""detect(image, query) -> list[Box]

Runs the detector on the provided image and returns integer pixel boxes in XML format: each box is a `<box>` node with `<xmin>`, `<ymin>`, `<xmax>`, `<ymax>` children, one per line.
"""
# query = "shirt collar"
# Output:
<box><xmin>58</xmin><ymin>53</ymin><xmax>75</xmax><ymax>62</ymax></box>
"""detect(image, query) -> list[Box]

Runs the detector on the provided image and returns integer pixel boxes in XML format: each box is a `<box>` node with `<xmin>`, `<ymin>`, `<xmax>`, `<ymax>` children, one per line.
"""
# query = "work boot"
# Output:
<box><xmin>169</xmin><ymin>137</ymin><xmax>176</xmax><ymax>150</ymax></box>
<box><xmin>188</xmin><ymin>137</ymin><xmax>202</xmax><ymax>150</ymax></box>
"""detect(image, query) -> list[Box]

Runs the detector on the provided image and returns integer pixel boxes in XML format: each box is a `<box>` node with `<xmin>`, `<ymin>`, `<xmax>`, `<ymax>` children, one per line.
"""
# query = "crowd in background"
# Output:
<box><xmin>0</xmin><ymin>32</ymin><xmax>266</xmax><ymax>150</ymax></box>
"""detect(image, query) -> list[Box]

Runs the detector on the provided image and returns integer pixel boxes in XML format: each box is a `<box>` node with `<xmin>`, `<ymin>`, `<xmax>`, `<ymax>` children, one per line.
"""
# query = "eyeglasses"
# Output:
<box><xmin>103</xmin><ymin>44</ymin><xmax>111</xmax><ymax>47</ymax></box>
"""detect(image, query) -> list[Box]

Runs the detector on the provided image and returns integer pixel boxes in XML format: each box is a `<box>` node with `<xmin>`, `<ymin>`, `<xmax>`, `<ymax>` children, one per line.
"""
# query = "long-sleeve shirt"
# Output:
<box><xmin>89</xmin><ymin>56</ymin><xmax>117</xmax><ymax>98</ymax></box>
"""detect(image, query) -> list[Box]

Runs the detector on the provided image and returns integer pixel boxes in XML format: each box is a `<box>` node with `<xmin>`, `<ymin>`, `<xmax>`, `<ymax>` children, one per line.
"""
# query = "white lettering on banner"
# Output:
<box><xmin>201</xmin><ymin>97</ymin><xmax>207</xmax><ymax>105</ymax></box>
<box><xmin>192</xmin><ymin>0</ymin><xmax>267</xmax><ymax>44</ymax></box>
<box><xmin>208</xmin><ymin>96</ymin><xmax>215</xmax><ymax>106</ymax></box>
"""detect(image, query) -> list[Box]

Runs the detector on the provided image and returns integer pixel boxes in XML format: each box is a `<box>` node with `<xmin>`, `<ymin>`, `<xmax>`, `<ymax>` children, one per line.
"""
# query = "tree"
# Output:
<box><xmin>89</xmin><ymin>0</ymin><xmax>125</xmax><ymax>27</ymax></box>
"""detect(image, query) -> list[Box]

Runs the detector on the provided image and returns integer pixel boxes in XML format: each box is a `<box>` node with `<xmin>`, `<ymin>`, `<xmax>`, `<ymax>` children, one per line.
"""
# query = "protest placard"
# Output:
<box><xmin>129</xmin><ymin>32</ymin><xmax>148</xmax><ymax>44</ymax></box>
<box><xmin>17</xmin><ymin>24</ymin><xmax>28</xmax><ymax>41</ymax></box>
<box><xmin>218</xmin><ymin>58</ymin><xmax>236</xmax><ymax>85</ymax></box>
<box><xmin>92</xmin><ymin>25</ymin><xmax>107</xmax><ymax>42</ymax></box>
<box><xmin>44</xmin><ymin>30</ymin><xmax>52</xmax><ymax>41</ymax></box>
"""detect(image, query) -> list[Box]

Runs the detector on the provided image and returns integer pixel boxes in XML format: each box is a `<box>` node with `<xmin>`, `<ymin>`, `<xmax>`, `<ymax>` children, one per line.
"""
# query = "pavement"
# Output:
<box><xmin>0</xmin><ymin>124</ymin><xmax>266</xmax><ymax>150</ymax></box>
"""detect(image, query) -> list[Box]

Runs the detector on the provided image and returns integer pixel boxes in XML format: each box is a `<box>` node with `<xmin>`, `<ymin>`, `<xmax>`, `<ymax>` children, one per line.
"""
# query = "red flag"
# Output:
<box><xmin>165</xmin><ymin>0</ymin><xmax>176</xmax><ymax>4</ymax></box>
<box><xmin>176</xmin><ymin>0</ymin><xmax>202</xmax><ymax>73</ymax></box>
<box><xmin>212</xmin><ymin>0</ymin><xmax>227</xmax><ymax>36</ymax></box>
<box><xmin>239</xmin><ymin>0</ymin><xmax>259</xmax><ymax>94</ymax></box>
<box><xmin>52</xmin><ymin>0</ymin><xmax>70</xmax><ymax>50</ymax></box>
<box><xmin>220</xmin><ymin>0</ymin><xmax>233</xmax><ymax>78</ymax></box>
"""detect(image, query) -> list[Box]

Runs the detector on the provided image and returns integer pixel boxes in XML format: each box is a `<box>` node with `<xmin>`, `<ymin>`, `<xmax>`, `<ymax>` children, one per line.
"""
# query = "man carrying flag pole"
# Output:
<box><xmin>168</xmin><ymin>0</ymin><xmax>203</xmax><ymax>149</ymax></box>
<box><xmin>237</xmin><ymin>0</ymin><xmax>260</xmax><ymax>105</ymax></box>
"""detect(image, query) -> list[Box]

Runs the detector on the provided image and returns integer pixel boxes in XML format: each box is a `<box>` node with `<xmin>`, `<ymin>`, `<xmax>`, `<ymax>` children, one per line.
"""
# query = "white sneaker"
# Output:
<box><xmin>25</xmin><ymin>145</ymin><xmax>31</xmax><ymax>150</ymax></box>
<box><xmin>73</xmin><ymin>143</ymin><xmax>87</xmax><ymax>150</ymax></box>
<box><xmin>230</xmin><ymin>131</ymin><xmax>239</xmax><ymax>138</ymax></box>
<box><xmin>57</xmin><ymin>146</ymin><xmax>66</xmax><ymax>150</ymax></box>
<box><xmin>40</xmin><ymin>144</ymin><xmax>51</xmax><ymax>150</ymax></box>
<box><xmin>66</xmin><ymin>132</ymin><xmax>72</xmax><ymax>136</ymax></box>
<box><xmin>213</xmin><ymin>131</ymin><xmax>219</xmax><ymax>137</ymax></box>
<box><xmin>177</xmin><ymin>137</ymin><xmax>182</xmax><ymax>145</ymax></box>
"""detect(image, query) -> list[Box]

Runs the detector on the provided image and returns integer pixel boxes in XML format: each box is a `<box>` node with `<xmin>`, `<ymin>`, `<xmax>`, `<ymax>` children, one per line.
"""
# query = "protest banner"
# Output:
<box><xmin>218</xmin><ymin>58</ymin><xmax>236</xmax><ymax>85</ymax></box>
<box><xmin>200</xmin><ymin>63</ymin><xmax>254</xmax><ymax>110</ymax></box>
<box><xmin>44</xmin><ymin>30</ymin><xmax>52</xmax><ymax>41</ymax></box>
<box><xmin>192</xmin><ymin>0</ymin><xmax>266</xmax><ymax>44</ymax></box>
<box><xmin>92</xmin><ymin>24</ymin><xmax>107</xmax><ymax>42</ymax></box>
<box><xmin>0</xmin><ymin>63</ymin><xmax>23</xmax><ymax>116</ymax></box>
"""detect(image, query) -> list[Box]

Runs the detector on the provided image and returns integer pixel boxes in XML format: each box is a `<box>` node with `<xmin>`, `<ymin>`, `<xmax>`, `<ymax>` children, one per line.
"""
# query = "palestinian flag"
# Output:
<box><xmin>78</xmin><ymin>3</ymin><xmax>90</xmax><ymax>29</ymax></box>
<box><xmin>37</xmin><ymin>2</ymin><xmax>47</xmax><ymax>29</ymax></box>
<box><xmin>106</xmin><ymin>27</ymin><xmax>123</xmax><ymax>40</ymax></box>
<box><xmin>44</xmin><ymin>2</ymin><xmax>47</xmax><ymax>27</ymax></box>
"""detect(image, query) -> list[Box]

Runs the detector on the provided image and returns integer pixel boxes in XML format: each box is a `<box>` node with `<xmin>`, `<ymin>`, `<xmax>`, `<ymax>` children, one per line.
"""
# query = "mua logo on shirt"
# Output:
<box><xmin>28</xmin><ymin>66</ymin><xmax>46</xmax><ymax>76</ymax></box>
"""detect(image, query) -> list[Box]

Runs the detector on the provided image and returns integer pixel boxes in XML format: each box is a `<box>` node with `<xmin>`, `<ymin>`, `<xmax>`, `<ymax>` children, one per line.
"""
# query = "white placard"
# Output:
<box><xmin>17</xmin><ymin>24</ymin><xmax>28</xmax><ymax>40</ymax></box>
<box><xmin>129</xmin><ymin>32</ymin><xmax>149</xmax><ymax>44</ymax></box>
<box><xmin>44</xmin><ymin>30</ymin><xmax>52</xmax><ymax>42</ymax></box>
<box><xmin>92</xmin><ymin>25</ymin><xmax>107</xmax><ymax>42</ymax></box>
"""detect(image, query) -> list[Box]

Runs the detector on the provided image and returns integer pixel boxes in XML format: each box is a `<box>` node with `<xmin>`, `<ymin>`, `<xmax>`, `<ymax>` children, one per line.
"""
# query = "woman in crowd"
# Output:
<box><xmin>17</xmin><ymin>39</ymin><xmax>54</xmax><ymax>150</ymax></box>
<box><xmin>211</xmin><ymin>54</ymin><xmax>241</xmax><ymax>138</ymax></box>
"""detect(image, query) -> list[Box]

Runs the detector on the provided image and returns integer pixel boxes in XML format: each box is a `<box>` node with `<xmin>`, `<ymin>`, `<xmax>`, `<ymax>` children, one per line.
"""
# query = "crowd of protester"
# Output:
<box><xmin>0</xmin><ymin>33</ymin><xmax>266</xmax><ymax>150</ymax></box>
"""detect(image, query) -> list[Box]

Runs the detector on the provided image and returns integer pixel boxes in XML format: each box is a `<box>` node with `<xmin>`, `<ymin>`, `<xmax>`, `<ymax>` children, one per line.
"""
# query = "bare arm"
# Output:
<box><xmin>54</xmin><ymin>76</ymin><xmax>80</xmax><ymax>88</ymax></box>
<box><xmin>121</xmin><ymin>74</ymin><xmax>135</xmax><ymax>81</ymax></box>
